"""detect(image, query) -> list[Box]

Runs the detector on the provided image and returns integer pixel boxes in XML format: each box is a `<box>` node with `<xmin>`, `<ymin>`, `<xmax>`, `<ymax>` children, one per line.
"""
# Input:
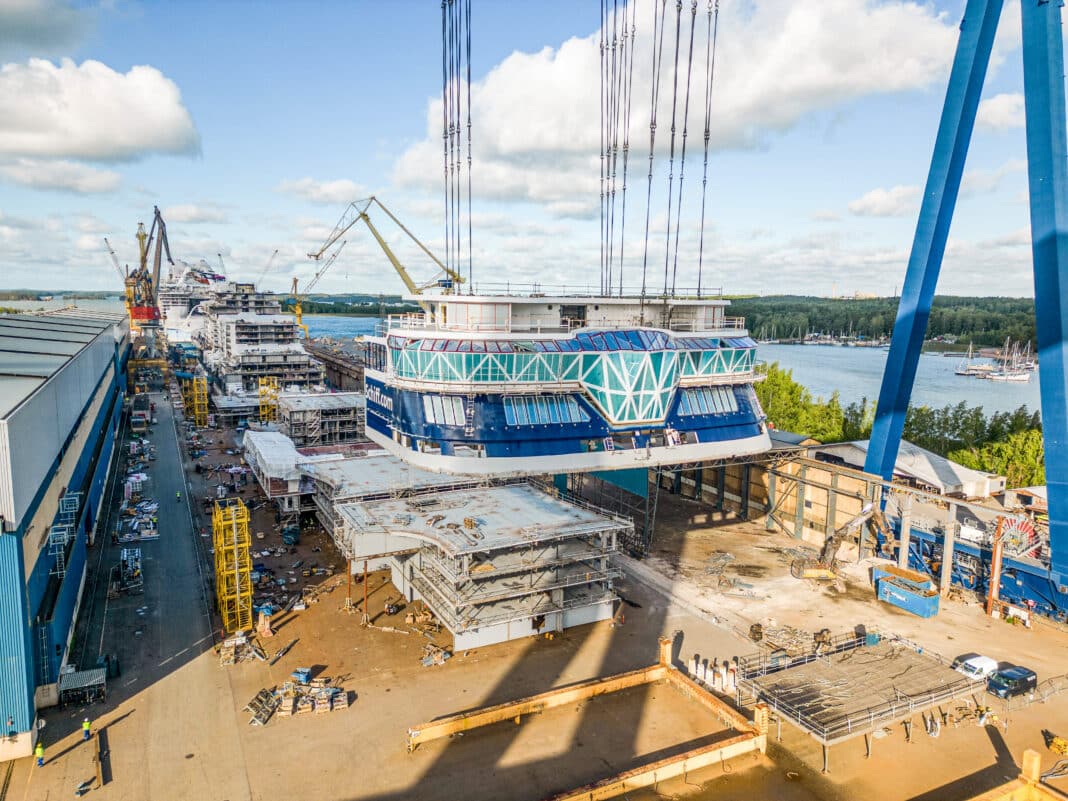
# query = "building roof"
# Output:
<box><xmin>242</xmin><ymin>430</ymin><xmax>344</xmax><ymax>482</ymax></box>
<box><xmin>278</xmin><ymin>392</ymin><xmax>365</xmax><ymax>412</ymax></box>
<box><xmin>0</xmin><ymin>311</ymin><xmax>126</xmax><ymax>418</ymax></box>
<box><xmin>302</xmin><ymin>451</ymin><xmax>477</xmax><ymax>500</ymax></box>
<box><xmin>337</xmin><ymin>483</ymin><xmax>628</xmax><ymax>557</ymax></box>
<box><xmin>811</xmin><ymin>439</ymin><xmax>1003</xmax><ymax>497</ymax></box>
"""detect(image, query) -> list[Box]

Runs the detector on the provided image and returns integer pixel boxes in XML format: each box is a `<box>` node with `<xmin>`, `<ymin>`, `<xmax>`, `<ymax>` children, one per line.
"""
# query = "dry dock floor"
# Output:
<box><xmin>7</xmin><ymin>415</ymin><xmax>1068</xmax><ymax>801</ymax></box>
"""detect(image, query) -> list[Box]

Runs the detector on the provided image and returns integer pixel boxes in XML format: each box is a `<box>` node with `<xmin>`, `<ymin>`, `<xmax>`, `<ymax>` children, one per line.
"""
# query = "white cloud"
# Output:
<box><xmin>811</xmin><ymin>210</ymin><xmax>840</xmax><ymax>222</ymax></box>
<box><xmin>164</xmin><ymin>203</ymin><xmax>229</xmax><ymax>224</ymax></box>
<box><xmin>0</xmin><ymin>158</ymin><xmax>120</xmax><ymax>193</ymax></box>
<box><xmin>848</xmin><ymin>185</ymin><xmax>920</xmax><ymax>217</ymax></box>
<box><xmin>0</xmin><ymin>58</ymin><xmax>200</xmax><ymax>161</ymax></box>
<box><xmin>395</xmin><ymin>0</ymin><xmax>958</xmax><ymax>215</ymax></box>
<box><xmin>961</xmin><ymin>158</ymin><xmax>1025</xmax><ymax>196</ymax></box>
<box><xmin>275</xmin><ymin>177</ymin><xmax>367</xmax><ymax>205</ymax></box>
<box><xmin>976</xmin><ymin>92</ymin><xmax>1024</xmax><ymax>131</ymax></box>
<box><xmin>0</xmin><ymin>0</ymin><xmax>89</xmax><ymax>59</ymax></box>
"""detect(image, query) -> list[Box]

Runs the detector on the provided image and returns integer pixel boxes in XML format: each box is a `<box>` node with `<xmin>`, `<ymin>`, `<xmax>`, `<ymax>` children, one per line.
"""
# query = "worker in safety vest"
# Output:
<box><xmin>35</xmin><ymin>741</ymin><xmax>44</xmax><ymax>766</ymax></box>
<box><xmin>82</xmin><ymin>718</ymin><xmax>91</xmax><ymax>741</ymax></box>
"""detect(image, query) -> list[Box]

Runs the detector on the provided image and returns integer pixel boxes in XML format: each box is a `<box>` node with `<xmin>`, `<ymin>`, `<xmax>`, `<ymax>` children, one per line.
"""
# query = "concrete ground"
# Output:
<box><xmin>7</xmin><ymin>410</ymin><xmax>1068</xmax><ymax>801</ymax></box>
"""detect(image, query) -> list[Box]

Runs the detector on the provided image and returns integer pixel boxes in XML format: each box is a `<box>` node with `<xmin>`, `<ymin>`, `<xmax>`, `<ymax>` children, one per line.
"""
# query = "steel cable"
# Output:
<box><xmin>696</xmin><ymin>0</ymin><xmax>719</xmax><ymax>297</ymax></box>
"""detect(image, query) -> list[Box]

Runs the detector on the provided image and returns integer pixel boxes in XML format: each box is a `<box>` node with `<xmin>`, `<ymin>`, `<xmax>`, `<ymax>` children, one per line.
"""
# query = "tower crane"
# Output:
<box><xmin>125</xmin><ymin>206</ymin><xmax>172</xmax><ymax>328</ymax></box>
<box><xmin>307</xmin><ymin>196</ymin><xmax>462</xmax><ymax>311</ymax></box>
<box><xmin>292</xmin><ymin>241</ymin><xmax>346</xmax><ymax>339</ymax></box>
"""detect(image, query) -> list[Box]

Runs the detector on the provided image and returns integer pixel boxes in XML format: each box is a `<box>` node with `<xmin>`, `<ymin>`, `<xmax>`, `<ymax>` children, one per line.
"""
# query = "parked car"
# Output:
<box><xmin>953</xmin><ymin>655</ymin><xmax>999</xmax><ymax>681</ymax></box>
<box><xmin>987</xmin><ymin>666</ymin><xmax>1038</xmax><ymax>699</ymax></box>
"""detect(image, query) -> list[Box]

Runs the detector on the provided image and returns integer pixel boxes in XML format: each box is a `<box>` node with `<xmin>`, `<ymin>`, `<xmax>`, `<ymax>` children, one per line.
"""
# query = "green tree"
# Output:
<box><xmin>949</xmin><ymin>429</ymin><xmax>1045</xmax><ymax>487</ymax></box>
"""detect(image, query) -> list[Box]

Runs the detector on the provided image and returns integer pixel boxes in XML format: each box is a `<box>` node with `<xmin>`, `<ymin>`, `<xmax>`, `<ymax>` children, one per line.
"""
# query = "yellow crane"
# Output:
<box><xmin>291</xmin><ymin>241</ymin><xmax>346</xmax><ymax>339</ymax></box>
<box><xmin>307</xmin><ymin>196</ymin><xmax>462</xmax><ymax>311</ymax></box>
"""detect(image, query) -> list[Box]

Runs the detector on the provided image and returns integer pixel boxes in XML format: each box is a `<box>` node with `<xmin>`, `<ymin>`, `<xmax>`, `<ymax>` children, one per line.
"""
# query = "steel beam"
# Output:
<box><xmin>406</xmin><ymin>664</ymin><xmax>669</xmax><ymax>751</ymax></box>
<box><xmin>542</xmin><ymin>731</ymin><xmax>766</xmax><ymax>801</ymax></box>
<box><xmin>1021</xmin><ymin>0</ymin><xmax>1068</xmax><ymax>589</ymax></box>
<box><xmin>865</xmin><ymin>0</ymin><xmax>1004</xmax><ymax>480</ymax></box>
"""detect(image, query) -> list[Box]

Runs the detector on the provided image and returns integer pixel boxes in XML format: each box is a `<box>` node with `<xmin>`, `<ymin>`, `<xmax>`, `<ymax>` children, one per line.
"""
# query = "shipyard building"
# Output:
<box><xmin>0</xmin><ymin>310</ymin><xmax>129</xmax><ymax>758</ymax></box>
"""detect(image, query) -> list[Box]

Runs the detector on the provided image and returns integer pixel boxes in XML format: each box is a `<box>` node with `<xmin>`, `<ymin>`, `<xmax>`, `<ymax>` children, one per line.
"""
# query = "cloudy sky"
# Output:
<box><xmin>0</xmin><ymin>0</ymin><xmax>1042</xmax><ymax>296</ymax></box>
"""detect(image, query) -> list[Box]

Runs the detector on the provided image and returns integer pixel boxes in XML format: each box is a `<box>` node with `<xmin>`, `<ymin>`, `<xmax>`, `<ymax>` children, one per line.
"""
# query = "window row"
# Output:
<box><xmin>422</xmin><ymin>395</ymin><xmax>467</xmax><ymax>426</ymax></box>
<box><xmin>503</xmin><ymin>395</ymin><xmax>590</xmax><ymax>426</ymax></box>
<box><xmin>677</xmin><ymin>387</ymin><xmax>739</xmax><ymax>416</ymax></box>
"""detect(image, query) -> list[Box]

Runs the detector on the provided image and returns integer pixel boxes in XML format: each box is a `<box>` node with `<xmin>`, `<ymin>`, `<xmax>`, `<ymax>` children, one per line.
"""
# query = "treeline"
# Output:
<box><xmin>283</xmin><ymin>298</ymin><xmax>420</xmax><ymax>316</ymax></box>
<box><xmin>731</xmin><ymin>295</ymin><xmax>1036</xmax><ymax>347</ymax></box>
<box><xmin>755</xmin><ymin>363</ymin><xmax>1045</xmax><ymax>486</ymax></box>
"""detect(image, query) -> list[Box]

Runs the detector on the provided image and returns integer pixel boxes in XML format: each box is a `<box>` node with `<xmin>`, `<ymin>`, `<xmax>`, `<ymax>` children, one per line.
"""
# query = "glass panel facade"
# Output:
<box><xmin>423</xmin><ymin>395</ymin><xmax>466</xmax><ymax>425</ymax></box>
<box><xmin>503</xmin><ymin>395</ymin><xmax>591</xmax><ymax>426</ymax></box>
<box><xmin>677</xmin><ymin>387</ymin><xmax>739</xmax><ymax>416</ymax></box>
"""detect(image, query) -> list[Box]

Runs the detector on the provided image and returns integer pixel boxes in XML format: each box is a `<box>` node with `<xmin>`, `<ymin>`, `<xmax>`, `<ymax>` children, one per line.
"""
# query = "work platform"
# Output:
<box><xmin>737</xmin><ymin>630</ymin><xmax>976</xmax><ymax>771</ymax></box>
<box><xmin>337</xmin><ymin>483</ymin><xmax>630</xmax><ymax>648</ymax></box>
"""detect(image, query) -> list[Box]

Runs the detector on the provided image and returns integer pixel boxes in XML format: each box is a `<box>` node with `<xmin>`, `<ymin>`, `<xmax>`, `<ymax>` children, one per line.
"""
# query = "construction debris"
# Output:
<box><xmin>219</xmin><ymin>631</ymin><xmax>267</xmax><ymax>665</ymax></box>
<box><xmin>274</xmin><ymin>679</ymin><xmax>351</xmax><ymax>719</ymax></box>
<box><xmin>421</xmin><ymin>643</ymin><xmax>452</xmax><ymax>667</ymax></box>
<box><xmin>245</xmin><ymin>689</ymin><xmax>280</xmax><ymax>726</ymax></box>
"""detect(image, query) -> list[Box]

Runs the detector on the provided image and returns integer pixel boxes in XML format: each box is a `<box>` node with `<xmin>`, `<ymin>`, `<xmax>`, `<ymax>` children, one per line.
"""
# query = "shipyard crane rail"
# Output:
<box><xmin>291</xmin><ymin>241</ymin><xmax>346</xmax><ymax>339</ymax></box>
<box><xmin>307</xmin><ymin>196</ymin><xmax>462</xmax><ymax>306</ymax></box>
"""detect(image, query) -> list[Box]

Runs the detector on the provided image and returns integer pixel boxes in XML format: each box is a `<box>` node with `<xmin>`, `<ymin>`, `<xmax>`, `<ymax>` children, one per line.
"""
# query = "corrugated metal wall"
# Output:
<box><xmin>0</xmin><ymin>533</ymin><xmax>34</xmax><ymax>731</ymax></box>
<box><xmin>0</xmin><ymin>330</ymin><xmax>117</xmax><ymax>528</ymax></box>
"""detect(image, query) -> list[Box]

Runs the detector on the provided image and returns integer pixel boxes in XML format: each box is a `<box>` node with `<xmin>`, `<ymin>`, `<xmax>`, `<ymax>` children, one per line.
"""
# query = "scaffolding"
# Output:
<box><xmin>258</xmin><ymin>375</ymin><xmax>279</xmax><ymax>423</ymax></box>
<box><xmin>212</xmin><ymin>498</ymin><xmax>253</xmax><ymax>633</ymax></box>
<box><xmin>192</xmin><ymin>376</ymin><xmax>208</xmax><ymax>427</ymax></box>
<box><xmin>181</xmin><ymin>376</ymin><xmax>209</xmax><ymax>427</ymax></box>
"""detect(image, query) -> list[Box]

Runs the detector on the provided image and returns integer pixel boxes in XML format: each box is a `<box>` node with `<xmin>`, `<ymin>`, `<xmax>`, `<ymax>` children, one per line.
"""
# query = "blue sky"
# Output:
<box><xmin>0</xmin><ymin>0</ymin><xmax>1044</xmax><ymax>296</ymax></box>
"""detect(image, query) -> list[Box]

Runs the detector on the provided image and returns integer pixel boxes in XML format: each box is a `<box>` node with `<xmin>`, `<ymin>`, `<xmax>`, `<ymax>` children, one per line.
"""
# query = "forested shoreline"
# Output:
<box><xmin>731</xmin><ymin>295</ymin><xmax>1035</xmax><ymax>347</ymax></box>
<box><xmin>754</xmin><ymin>363</ymin><xmax>1044</xmax><ymax>487</ymax></box>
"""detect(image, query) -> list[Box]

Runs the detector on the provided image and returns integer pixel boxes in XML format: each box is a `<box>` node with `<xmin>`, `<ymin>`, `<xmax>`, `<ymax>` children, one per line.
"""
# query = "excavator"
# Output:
<box><xmin>307</xmin><ymin>196</ymin><xmax>463</xmax><ymax>312</ymax></box>
<box><xmin>791</xmin><ymin>502</ymin><xmax>892</xmax><ymax>581</ymax></box>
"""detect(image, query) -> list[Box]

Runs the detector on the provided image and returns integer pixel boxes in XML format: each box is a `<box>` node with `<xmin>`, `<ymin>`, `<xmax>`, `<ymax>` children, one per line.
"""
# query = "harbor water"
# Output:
<box><xmin>305</xmin><ymin>316</ymin><xmax>1041</xmax><ymax>416</ymax></box>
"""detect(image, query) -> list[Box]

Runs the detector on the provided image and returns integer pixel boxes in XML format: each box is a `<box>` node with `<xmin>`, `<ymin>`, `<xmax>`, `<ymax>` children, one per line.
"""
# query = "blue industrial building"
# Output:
<box><xmin>0</xmin><ymin>310</ymin><xmax>129</xmax><ymax>759</ymax></box>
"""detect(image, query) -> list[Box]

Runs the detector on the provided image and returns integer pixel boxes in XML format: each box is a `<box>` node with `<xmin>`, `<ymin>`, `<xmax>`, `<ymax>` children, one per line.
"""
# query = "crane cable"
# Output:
<box><xmin>616</xmin><ymin>0</ymin><xmax>637</xmax><ymax>297</ymax></box>
<box><xmin>639</xmin><ymin>0</ymin><xmax>669</xmax><ymax>309</ymax></box>
<box><xmin>661</xmin><ymin>1</ymin><xmax>683</xmax><ymax>296</ymax></box>
<box><xmin>441</xmin><ymin>1</ymin><xmax>451</xmax><ymax>281</ymax></box>
<box><xmin>696</xmin><ymin>0</ymin><xmax>720</xmax><ymax>298</ymax></box>
<box><xmin>440</xmin><ymin>0</ymin><xmax>473</xmax><ymax>289</ymax></box>
<box><xmin>465</xmin><ymin>0</ymin><xmax>473</xmax><ymax>290</ymax></box>
<box><xmin>670</xmin><ymin>1</ymin><xmax>698</xmax><ymax>296</ymax></box>
<box><xmin>599</xmin><ymin>0</ymin><xmax>607</xmax><ymax>294</ymax></box>
<box><xmin>604</xmin><ymin>0</ymin><xmax>622</xmax><ymax>296</ymax></box>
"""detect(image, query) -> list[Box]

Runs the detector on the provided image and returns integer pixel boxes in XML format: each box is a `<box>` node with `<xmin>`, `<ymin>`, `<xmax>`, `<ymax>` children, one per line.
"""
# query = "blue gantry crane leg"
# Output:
<box><xmin>866</xmin><ymin>0</ymin><xmax>1068</xmax><ymax>592</ymax></box>
<box><xmin>864</xmin><ymin>0</ymin><xmax>1003</xmax><ymax>483</ymax></box>
<box><xmin>1020</xmin><ymin>0</ymin><xmax>1068</xmax><ymax>591</ymax></box>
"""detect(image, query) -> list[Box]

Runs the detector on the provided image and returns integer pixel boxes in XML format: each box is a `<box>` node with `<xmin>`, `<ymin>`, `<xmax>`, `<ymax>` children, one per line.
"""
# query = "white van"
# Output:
<box><xmin>954</xmin><ymin>655</ymin><xmax>999</xmax><ymax>681</ymax></box>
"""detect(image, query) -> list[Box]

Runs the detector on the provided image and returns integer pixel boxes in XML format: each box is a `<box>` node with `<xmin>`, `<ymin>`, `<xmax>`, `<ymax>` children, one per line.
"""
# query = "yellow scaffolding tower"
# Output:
<box><xmin>258</xmin><ymin>376</ymin><xmax>279</xmax><ymax>423</ymax></box>
<box><xmin>192</xmin><ymin>376</ymin><xmax>208</xmax><ymax>427</ymax></box>
<box><xmin>181</xmin><ymin>377</ymin><xmax>195</xmax><ymax>412</ymax></box>
<box><xmin>212</xmin><ymin>499</ymin><xmax>253</xmax><ymax>634</ymax></box>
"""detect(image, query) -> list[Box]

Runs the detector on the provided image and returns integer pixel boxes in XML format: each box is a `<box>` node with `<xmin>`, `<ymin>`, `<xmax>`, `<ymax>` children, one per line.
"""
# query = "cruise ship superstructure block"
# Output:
<box><xmin>362</xmin><ymin>293</ymin><xmax>770</xmax><ymax>475</ymax></box>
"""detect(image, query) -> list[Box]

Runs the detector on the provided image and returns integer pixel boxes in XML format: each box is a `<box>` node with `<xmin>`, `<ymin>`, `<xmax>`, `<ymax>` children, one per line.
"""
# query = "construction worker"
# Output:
<box><xmin>176</xmin><ymin>490</ymin><xmax>182</xmax><ymax>502</ymax></box>
<box><xmin>34</xmin><ymin>741</ymin><xmax>44</xmax><ymax>767</ymax></box>
<box><xmin>82</xmin><ymin>718</ymin><xmax>91</xmax><ymax>741</ymax></box>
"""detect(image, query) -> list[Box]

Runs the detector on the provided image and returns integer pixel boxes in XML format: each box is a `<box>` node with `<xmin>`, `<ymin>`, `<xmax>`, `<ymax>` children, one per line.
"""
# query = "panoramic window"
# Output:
<box><xmin>678</xmin><ymin>387</ymin><xmax>739</xmax><ymax>416</ymax></box>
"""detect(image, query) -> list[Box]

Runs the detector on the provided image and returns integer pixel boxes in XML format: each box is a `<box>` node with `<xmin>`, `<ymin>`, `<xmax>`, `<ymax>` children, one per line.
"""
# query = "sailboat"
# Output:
<box><xmin>955</xmin><ymin>344</ymin><xmax>995</xmax><ymax>377</ymax></box>
<box><xmin>989</xmin><ymin>339</ymin><xmax>1032</xmax><ymax>382</ymax></box>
